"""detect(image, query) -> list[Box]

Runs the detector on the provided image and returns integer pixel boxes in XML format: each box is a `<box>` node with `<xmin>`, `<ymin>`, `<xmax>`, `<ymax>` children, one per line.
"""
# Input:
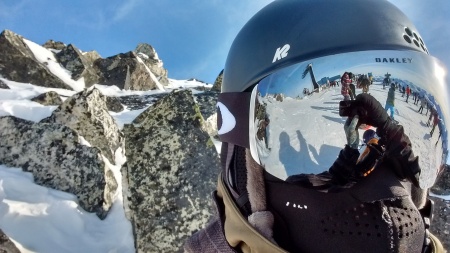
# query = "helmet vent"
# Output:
<box><xmin>420</xmin><ymin>44</ymin><xmax>426</xmax><ymax>51</ymax></box>
<box><xmin>403</xmin><ymin>27</ymin><xmax>428</xmax><ymax>54</ymax></box>
<box><xmin>403</xmin><ymin>35</ymin><xmax>412</xmax><ymax>44</ymax></box>
<box><xmin>405</xmin><ymin>27</ymin><xmax>413</xmax><ymax>36</ymax></box>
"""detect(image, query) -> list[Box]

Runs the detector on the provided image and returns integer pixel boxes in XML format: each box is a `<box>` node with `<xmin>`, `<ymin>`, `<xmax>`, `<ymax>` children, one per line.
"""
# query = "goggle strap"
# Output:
<box><xmin>217</xmin><ymin>92</ymin><xmax>251</xmax><ymax>149</ymax></box>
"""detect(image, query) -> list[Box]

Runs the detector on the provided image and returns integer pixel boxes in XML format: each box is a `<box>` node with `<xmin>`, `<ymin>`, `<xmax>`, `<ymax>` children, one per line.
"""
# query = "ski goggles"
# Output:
<box><xmin>217</xmin><ymin>50</ymin><xmax>449</xmax><ymax>188</ymax></box>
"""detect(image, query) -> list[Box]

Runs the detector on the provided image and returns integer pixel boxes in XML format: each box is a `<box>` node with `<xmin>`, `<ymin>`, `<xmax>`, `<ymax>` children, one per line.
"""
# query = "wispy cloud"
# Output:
<box><xmin>0</xmin><ymin>0</ymin><xmax>30</xmax><ymax>19</ymax></box>
<box><xmin>60</xmin><ymin>0</ymin><xmax>145</xmax><ymax>31</ymax></box>
<box><xmin>112</xmin><ymin>0</ymin><xmax>144</xmax><ymax>22</ymax></box>
<box><xmin>62</xmin><ymin>11</ymin><xmax>107</xmax><ymax>31</ymax></box>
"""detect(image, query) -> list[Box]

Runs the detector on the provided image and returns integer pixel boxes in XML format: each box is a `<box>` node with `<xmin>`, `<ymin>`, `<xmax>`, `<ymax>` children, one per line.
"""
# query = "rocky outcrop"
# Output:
<box><xmin>211</xmin><ymin>69</ymin><xmax>223</xmax><ymax>92</ymax></box>
<box><xmin>105</xmin><ymin>96</ymin><xmax>124</xmax><ymax>112</ymax></box>
<box><xmin>0</xmin><ymin>116</ymin><xmax>117</xmax><ymax>219</ymax></box>
<box><xmin>122</xmin><ymin>89</ymin><xmax>220</xmax><ymax>253</ymax></box>
<box><xmin>55</xmin><ymin>44</ymin><xmax>101</xmax><ymax>87</ymax></box>
<box><xmin>429</xmin><ymin>196</ymin><xmax>450</xmax><ymax>250</ymax></box>
<box><xmin>83</xmin><ymin>50</ymin><xmax>102</xmax><ymax>63</ymax></box>
<box><xmin>203</xmin><ymin>113</ymin><xmax>218</xmax><ymax>140</ymax></box>
<box><xmin>195</xmin><ymin>91</ymin><xmax>218</xmax><ymax>120</ymax></box>
<box><xmin>0</xmin><ymin>79</ymin><xmax>9</xmax><ymax>89</ymax></box>
<box><xmin>41</xmin><ymin>88</ymin><xmax>123</xmax><ymax>164</ymax></box>
<box><xmin>42</xmin><ymin>39</ymin><xmax>66</xmax><ymax>51</ymax></box>
<box><xmin>0</xmin><ymin>30</ymin><xmax>72</xmax><ymax>90</ymax></box>
<box><xmin>135</xmin><ymin>43</ymin><xmax>169</xmax><ymax>86</ymax></box>
<box><xmin>1</xmin><ymin>30</ymin><xmax>169</xmax><ymax>91</ymax></box>
<box><xmin>0</xmin><ymin>229</ymin><xmax>20</xmax><ymax>253</ymax></box>
<box><xmin>31</xmin><ymin>91</ymin><xmax>63</xmax><ymax>106</ymax></box>
<box><xmin>94</xmin><ymin>51</ymin><xmax>163</xmax><ymax>91</ymax></box>
<box><xmin>118</xmin><ymin>93</ymin><xmax>166</xmax><ymax>111</ymax></box>
<box><xmin>194</xmin><ymin>91</ymin><xmax>219</xmax><ymax>139</ymax></box>
<box><xmin>431</xmin><ymin>165</ymin><xmax>450</xmax><ymax>195</ymax></box>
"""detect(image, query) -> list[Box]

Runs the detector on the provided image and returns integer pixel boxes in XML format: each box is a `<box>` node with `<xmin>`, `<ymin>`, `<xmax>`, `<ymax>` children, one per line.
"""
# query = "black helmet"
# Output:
<box><xmin>222</xmin><ymin>0</ymin><xmax>428</xmax><ymax>93</ymax></box>
<box><xmin>217</xmin><ymin>0</ymin><xmax>448</xmax><ymax>183</ymax></box>
<box><xmin>216</xmin><ymin>1</ymin><xmax>448</xmax><ymax>252</ymax></box>
<box><xmin>362</xmin><ymin>129</ymin><xmax>377</xmax><ymax>144</ymax></box>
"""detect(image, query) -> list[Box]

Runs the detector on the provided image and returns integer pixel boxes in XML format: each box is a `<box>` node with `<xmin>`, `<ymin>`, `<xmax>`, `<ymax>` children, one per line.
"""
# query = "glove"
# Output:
<box><xmin>352</xmin><ymin>93</ymin><xmax>389</xmax><ymax>129</ymax></box>
<box><xmin>351</xmin><ymin>93</ymin><xmax>397</xmax><ymax>143</ymax></box>
<box><xmin>329</xmin><ymin>145</ymin><xmax>360</xmax><ymax>185</ymax></box>
<box><xmin>378</xmin><ymin>126</ymin><xmax>421</xmax><ymax>187</ymax></box>
<box><xmin>351</xmin><ymin>94</ymin><xmax>421</xmax><ymax>186</ymax></box>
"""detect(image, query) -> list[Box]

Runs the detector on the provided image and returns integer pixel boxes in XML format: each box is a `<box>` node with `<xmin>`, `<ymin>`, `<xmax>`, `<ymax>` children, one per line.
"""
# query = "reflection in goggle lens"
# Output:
<box><xmin>250</xmin><ymin>50</ymin><xmax>449</xmax><ymax>189</ymax></box>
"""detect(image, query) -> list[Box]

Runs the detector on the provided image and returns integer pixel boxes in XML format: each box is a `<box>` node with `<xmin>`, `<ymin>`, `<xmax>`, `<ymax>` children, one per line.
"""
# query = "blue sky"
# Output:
<box><xmin>0</xmin><ymin>0</ymin><xmax>449</xmax><ymax>84</ymax></box>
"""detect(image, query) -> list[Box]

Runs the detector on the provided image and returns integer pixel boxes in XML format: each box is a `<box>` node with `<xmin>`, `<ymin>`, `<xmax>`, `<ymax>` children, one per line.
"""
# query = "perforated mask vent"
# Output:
<box><xmin>385</xmin><ymin>199</ymin><xmax>423</xmax><ymax>240</ymax></box>
<box><xmin>320</xmin><ymin>202</ymin><xmax>386</xmax><ymax>239</ymax></box>
<box><xmin>319</xmin><ymin>199</ymin><xmax>425</xmax><ymax>252</ymax></box>
<box><xmin>403</xmin><ymin>27</ymin><xmax>428</xmax><ymax>54</ymax></box>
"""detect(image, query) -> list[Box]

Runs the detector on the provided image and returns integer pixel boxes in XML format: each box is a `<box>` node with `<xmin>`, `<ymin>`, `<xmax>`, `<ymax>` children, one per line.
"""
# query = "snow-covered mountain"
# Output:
<box><xmin>0</xmin><ymin>29</ymin><xmax>222</xmax><ymax>253</ymax></box>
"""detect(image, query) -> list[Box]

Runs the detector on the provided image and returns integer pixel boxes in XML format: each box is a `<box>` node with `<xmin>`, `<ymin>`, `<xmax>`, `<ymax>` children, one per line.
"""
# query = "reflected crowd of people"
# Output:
<box><xmin>254</xmin><ymin>69</ymin><xmax>449</xmax><ymax>176</ymax></box>
<box><xmin>336</xmin><ymin>70</ymin><xmax>448</xmax><ymax>169</ymax></box>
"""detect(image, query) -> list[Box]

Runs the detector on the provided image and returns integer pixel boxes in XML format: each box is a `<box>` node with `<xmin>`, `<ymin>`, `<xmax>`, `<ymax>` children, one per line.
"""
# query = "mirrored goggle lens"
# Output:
<box><xmin>249</xmin><ymin>50</ymin><xmax>449</xmax><ymax>188</ymax></box>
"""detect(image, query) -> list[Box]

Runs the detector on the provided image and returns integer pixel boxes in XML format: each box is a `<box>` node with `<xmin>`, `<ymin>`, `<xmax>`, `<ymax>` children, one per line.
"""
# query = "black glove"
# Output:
<box><xmin>351</xmin><ymin>94</ymin><xmax>421</xmax><ymax>186</ymax></box>
<box><xmin>351</xmin><ymin>93</ymin><xmax>399</xmax><ymax>144</ymax></box>
<box><xmin>378</xmin><ymin>125</ymin><xmax>421</xmax><ymax>186</ymax></box>
<box><xmin>352</xmin><ymin>93</ymin><xmax>389</xmax><ymax>129</ymax></box>
<box><xmin>329</xmin><ymin>145</ymin><xmax>360</xmax><ymax>185</ymax></box>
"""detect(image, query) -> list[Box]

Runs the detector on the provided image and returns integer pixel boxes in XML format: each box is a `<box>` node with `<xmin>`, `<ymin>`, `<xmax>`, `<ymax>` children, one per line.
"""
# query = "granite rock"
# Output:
<box><xmin>0</xmin><ymin>116</ymin><xmax>117</xmax><ymax>219</ymax></box>
<box><xmin>41</xmin><ymin>88</ymin><xmax>123</xmax><ymax>165</ymax></box>
<box><xmin>31</xmin><ymin>91</ymin><xmax>63</xmax><ymax>106</ymax></box>
<box><xmin>0</xmin><ymin>30</ymin><xmax>72</xmax><ymax>90</ymax></box>
<box><xmin>122</xmin><ymin>89</ymin><xmax>219</xmax><ymax>252</ymax></box>
<box><xmin>0</xmin><ymin>79</ymin><xmax>9</xmax><ymax>89</ymax></box>
<box><xmin>0</xmin><ymin>229</ymin><xmax>20</xmax><ymax>253</ymax></box>
<box><xmin>211</xmin><ymin>69</ymin><xmax>223</xmax><ymax>92</ymax></box>
<box><xmin>55</xmin><ymin>44</ymin><xmax>101</xmax><ymax>87</ymax></box>
<box><xmin>94</xmin><ymin>51</ymin><xmax>163</xmax><ymax>91</ymax></box>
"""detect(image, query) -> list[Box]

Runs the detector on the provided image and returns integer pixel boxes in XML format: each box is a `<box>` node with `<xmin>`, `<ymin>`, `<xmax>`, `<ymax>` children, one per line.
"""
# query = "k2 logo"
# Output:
<box><xmin>272</xmin><ymin>44</ymin><xmax>290</xmax><ymax>63</ymax></box>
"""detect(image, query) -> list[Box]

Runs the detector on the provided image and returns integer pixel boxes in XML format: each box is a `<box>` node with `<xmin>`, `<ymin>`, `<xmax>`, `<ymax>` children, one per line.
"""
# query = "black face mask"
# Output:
<box><xmin>263</xmin><ymin>165</ymin><xmax>426</xmax><ymax>253</ymax></box>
